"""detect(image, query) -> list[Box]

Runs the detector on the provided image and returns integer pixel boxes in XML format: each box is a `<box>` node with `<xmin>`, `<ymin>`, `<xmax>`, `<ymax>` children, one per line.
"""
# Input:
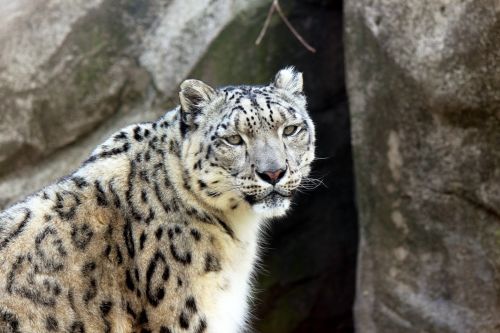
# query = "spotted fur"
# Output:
<box><xmin>0</xmin><ymin>67</ymin><xmax>315</xmax><ymax>333</ymax></box>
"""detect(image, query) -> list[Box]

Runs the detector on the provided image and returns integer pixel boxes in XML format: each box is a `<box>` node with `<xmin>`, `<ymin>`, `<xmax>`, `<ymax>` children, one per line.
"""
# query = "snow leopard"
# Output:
<box><xmin>0</xmin><ymin>67</ymin><xmax>315</xmax><ymax>333</ymax></box>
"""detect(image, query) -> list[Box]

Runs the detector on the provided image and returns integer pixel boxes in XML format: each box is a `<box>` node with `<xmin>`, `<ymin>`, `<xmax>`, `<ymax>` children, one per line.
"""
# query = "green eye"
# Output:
<box><xmin>225</xmin><ymin>134</ymin><xmax>243</xmax><ymax>145</ymax></box>
<box><xmin>283</xmin><ymin>125</ymin><xmax>299</xmax><ymax>136</ymax></box>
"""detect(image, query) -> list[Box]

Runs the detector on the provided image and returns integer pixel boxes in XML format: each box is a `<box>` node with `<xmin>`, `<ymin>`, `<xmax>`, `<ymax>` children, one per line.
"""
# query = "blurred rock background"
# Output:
<box><xmin>0</xmin><ymin>0</ymin><xmax>357</xmax><ymax>332</ymax></box>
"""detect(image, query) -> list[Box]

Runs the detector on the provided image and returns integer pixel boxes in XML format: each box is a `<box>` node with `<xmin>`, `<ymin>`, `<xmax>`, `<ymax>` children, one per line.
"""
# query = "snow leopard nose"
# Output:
<box><xmin>256</xmin><ymin>167</ymin><xmax>287</xmax><ymax>185</ymax></box>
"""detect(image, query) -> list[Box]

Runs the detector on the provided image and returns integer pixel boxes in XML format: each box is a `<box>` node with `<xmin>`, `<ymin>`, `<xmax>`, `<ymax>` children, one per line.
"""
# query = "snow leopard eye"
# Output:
<box><xmin>225</xmin><ymin>134</ymin><xmax>243</xmax><ymax>145</ymax></box>
<box><xmin>283</xmin><ymin>125</ymin><xmax>299</xmax><ymax>136</ymax></box>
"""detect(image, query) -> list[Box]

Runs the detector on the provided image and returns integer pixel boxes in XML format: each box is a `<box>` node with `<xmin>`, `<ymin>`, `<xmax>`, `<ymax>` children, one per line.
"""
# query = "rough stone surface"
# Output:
<box><xmin>345</xmin><ymin>1</ymin><xmax>500</xmax><ymax>332</ymax></box>
<box><xmin>0</xmin><ymin>0</ymin><xmax>263</xmax><ymax>208</ymax></box>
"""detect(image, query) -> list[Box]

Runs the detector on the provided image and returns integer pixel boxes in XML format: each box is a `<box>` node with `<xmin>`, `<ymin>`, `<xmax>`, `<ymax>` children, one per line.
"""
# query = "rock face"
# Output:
<box><xmin>345</xmin><ymin>1</ymin><xmax>500</xmax><ymax>332</ymax></box>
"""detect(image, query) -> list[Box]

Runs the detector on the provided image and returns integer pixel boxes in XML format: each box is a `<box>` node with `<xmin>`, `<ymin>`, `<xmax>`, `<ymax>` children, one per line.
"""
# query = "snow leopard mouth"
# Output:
<box><xmin>248</xmin><ymin>191</ymin><xmax>293</xmax><ymax>217</ymax></box>
<box><xmin>244</xmin><ymin>190</ymin><xmax>292</xmax><ymax>205</ymax></box>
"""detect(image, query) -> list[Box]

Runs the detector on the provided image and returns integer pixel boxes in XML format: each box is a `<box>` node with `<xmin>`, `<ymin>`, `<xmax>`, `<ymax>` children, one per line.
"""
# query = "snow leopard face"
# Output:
<box><xmin>179</xmin><ymin>68</ymin><xmax>315</xmax><ymax>218</ymax></box>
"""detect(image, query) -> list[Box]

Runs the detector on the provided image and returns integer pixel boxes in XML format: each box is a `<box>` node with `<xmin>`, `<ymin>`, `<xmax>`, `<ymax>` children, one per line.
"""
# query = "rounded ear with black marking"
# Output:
<box><xmin>179</xmin><ymin>79</ymin><xmax>216</xmax><ymax>133</ymax></box>
<box><xmin>273</xmin><ymin>67</ymin><xmax>303</xmax><ymax>95</ymax></box>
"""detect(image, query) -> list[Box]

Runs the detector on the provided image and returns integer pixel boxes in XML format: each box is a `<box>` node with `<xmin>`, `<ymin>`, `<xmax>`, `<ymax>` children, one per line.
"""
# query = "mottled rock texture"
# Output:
<box><xmin>0</xmin><ymin>0</ymin><xmax>357</xmax><ymax>332</ymax></box>
<box><xmin>345</xmin><ymin>1</ymin><xmax>500</xmax><ymax>332</ymax></box>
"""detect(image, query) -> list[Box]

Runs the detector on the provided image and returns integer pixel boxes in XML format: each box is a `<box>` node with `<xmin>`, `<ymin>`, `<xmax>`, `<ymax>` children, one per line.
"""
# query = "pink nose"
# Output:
<box><xmin>257</xmin><ymin>168</ymin><xmax>286</xmax><ymax>185</ymax></box>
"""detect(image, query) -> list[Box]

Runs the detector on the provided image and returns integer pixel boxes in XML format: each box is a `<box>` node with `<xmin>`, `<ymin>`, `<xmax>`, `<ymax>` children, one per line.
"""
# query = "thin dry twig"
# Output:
<box><xmin>273</xmin><ymin>0</ymin><xmax>316</xmax><ymax>53</ymax></box>
<box><xmin>255</xmin><ymin>0</ymin><xmax>316</xmax><ymax>53</ymax></box>
<box><xmin>255</xmin><ymin>1</ymin><xmax>275</xmax><ymax>46</ymax></box>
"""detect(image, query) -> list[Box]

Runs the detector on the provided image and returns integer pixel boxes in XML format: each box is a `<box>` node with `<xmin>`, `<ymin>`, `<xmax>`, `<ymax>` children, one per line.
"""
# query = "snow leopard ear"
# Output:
<box><xmin>179</xmin><ymin>79</ymin><xmax>216</xmax><ymax>132</ymax></box>
<box><xmin>273</xmin><ymin>67</ymin><xmax>303</xmax><ymax>94</ymax></box>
